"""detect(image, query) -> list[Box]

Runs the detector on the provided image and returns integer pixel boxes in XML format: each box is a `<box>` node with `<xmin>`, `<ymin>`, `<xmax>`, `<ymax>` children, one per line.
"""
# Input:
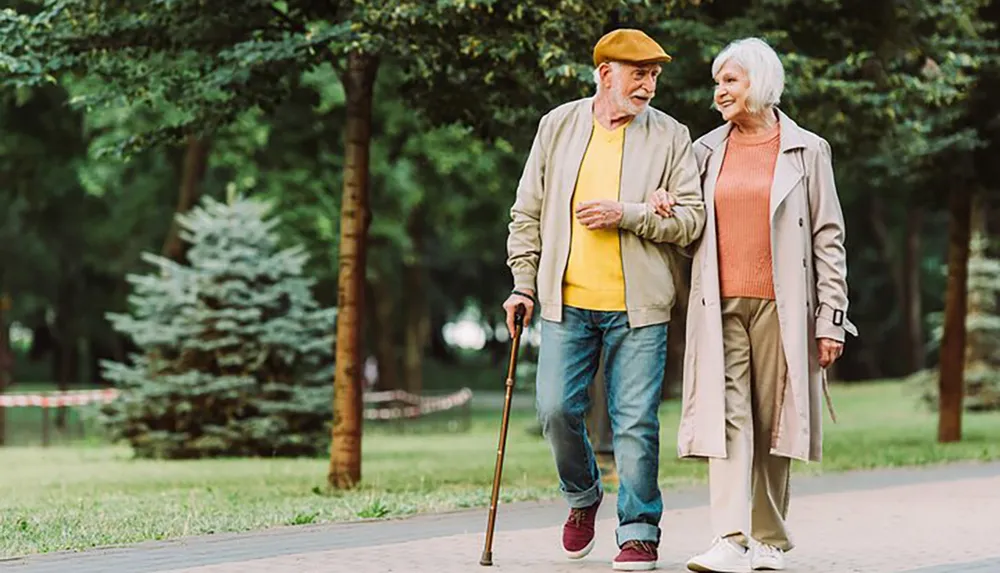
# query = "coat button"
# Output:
<box><xmin>802</xmin><ymin>258</ymin><xmax>807</xmax><ymax>268</ymax></box>
<box><xmin>798</xmin><ymin>217</ymin><xmax>803</xmax><ymax>227</ymax></box>
<box><xmin>702</xmin><ymin>298</ymin><xmax>706</xmax><ymax>306</ymax></box>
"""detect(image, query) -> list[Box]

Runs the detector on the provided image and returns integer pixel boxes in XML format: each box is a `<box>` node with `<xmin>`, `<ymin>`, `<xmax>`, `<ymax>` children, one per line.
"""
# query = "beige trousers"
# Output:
<box><xmin>708</xmin><ymin>298</ymin><xmax>793</xmax><ymax>551</ymax></box>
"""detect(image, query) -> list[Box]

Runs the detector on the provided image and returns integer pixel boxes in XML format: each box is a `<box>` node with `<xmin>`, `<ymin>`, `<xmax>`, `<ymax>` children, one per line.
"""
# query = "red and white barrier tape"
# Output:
<box><xmin>0</xmin><ymin>388</ymin><xmax>120</xmax><ymax>408</ymax></box>
<box><xmin>363</xmin><ymin>389</ymin><xmax>424</xmax><ymax>405</ymax></box>
<box><xmin>0</xmin><ymin>387</ymin><xmax>474</xmax><ymax>420</ymax></box>
<box><xmin>364</xmin><ymin>388</ymin><xmax>474</xmax><ymax>420</ymax></box>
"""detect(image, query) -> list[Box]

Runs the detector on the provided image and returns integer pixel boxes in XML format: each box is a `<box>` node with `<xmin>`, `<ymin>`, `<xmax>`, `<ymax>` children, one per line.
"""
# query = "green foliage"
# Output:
<box><xmin>649</xmin><ymin>0</ymin><xmax>997</xmax><ymax>379</ymax></box>
<box><xmin>914</xmin><ymin>209</ymin><xmax>1000</xmax><ymax>411</ymax></box>
<box><xmin>0</xmin><ymin>75</ymin><xmax>176</xmax><ymax>368</ymax></box>
<box><xmin>100</xmin><ymin>195</ymin><xmax>337</xmax><ymax>459</ymax></box>
<box><xmin>2</xmin><ymin>0</ymin><xmax>690</xmax><ymax>152</ymax></box>
<box><xmin>2</xmin><ymin>0</ymin><xmax>1000</xmax><ymax>392</ymax></box>
<box><xmin>652</xmin><ymin>0</ymin><xmax>994</xmax><ymax>178</ymax></box>
<box><xmin>4</xmin><ymin>0</ymin><xmax>352</xmax><ymax>150</ymax></box>
<box><xmin>210</xmin><ymin>60</ymin><xmax>533</xmax><ymax>350</ymax></box>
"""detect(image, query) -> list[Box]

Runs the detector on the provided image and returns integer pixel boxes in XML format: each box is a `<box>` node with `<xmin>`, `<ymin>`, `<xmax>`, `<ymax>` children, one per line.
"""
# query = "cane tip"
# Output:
<box><xmin>479</xmin><ymin>551</ymin><xmax>493</xmax><ymax>566</ymax></box>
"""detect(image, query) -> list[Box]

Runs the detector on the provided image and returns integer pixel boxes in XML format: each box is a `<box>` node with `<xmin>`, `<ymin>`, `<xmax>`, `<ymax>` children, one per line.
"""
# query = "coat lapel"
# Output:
<box><xmin>769</xmin><ymin>152</ymin><xmax>802</xmax><ymax>220</ymax></box>
<box><xmin>702</xmin><ymin>143</ymin><xmax>726</xmax><ymax>209</ymax></box>
<box><xmin>699</xmin><ymin>111</ymin><xmax>809</xmax><ymax>223</ymax></box>
<box><xmin>696</xmin><ymin>123</ymin><xmax>732</xmax><ymax>217</ymax></box>
<box><xmin>769</xmin><ymin>110</ymin><xmax>807</xmax><ymax>220</ymax></box>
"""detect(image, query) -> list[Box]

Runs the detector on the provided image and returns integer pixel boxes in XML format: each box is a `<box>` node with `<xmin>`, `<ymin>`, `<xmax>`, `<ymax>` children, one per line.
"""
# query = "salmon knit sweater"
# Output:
<box><xmin>715</xmin><ymin>123</ymin><xmax>781</xmax><ymax>300</ymax></box>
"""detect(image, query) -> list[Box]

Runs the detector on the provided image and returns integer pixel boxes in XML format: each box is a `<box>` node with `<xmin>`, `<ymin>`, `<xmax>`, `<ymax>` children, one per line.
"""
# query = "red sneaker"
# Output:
<box><xmin>613</xmin><ymin>540</ymin><xmax>658</xmax><ymax>571</ymax></box>
<box><xmin>562</xmin><ymin>495</ymin><xmax>601</xmax><ymax>559</ymax></box>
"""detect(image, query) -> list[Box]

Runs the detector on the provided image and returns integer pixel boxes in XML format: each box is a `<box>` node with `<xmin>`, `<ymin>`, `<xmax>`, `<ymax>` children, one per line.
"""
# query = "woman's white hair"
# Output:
<box><xmin>711</xmin><ymin>37</ymin><xmax>785</xmax><ymax>113</ymax></box>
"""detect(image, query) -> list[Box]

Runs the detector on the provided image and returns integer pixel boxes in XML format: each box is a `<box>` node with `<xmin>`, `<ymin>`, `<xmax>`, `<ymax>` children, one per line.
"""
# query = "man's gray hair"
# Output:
<box><xmin>711</xmin><ymin>37</ymin><xmax>785</xmax><ymax>113</ymax></box>
<box><xmin>592</xmin><ymin>61</ymin><xmax>622</xmax><ymax>91</ymax></box>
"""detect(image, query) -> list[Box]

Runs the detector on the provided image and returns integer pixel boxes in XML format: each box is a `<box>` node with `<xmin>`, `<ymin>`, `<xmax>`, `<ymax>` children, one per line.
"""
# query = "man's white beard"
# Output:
<box><xmin>611</xmin><ymin>79</ymin><xmax>649</xmax><ymax>116</ymax></box>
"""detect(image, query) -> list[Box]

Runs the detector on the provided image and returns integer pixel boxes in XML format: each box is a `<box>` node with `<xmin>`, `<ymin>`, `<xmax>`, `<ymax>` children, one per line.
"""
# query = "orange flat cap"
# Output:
<box><xmin>593</xmin><ymin>28</ymin><xmax>672</xmax><ymax>66</ymax></box>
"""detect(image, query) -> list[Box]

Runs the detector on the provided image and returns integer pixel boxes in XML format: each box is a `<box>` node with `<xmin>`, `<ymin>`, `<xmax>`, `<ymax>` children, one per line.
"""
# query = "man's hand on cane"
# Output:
<box><xmin>503</xmin><ymin>289</ymin><xmax>535</xmax><ymax>338</ymax></box>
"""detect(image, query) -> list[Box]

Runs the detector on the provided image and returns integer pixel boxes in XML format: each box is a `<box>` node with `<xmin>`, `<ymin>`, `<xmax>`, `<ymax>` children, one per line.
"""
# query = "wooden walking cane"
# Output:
<box><xmin>480</xmin><ymin>303</ymin><xmax>526</xmax><ymax>567</ymax></box>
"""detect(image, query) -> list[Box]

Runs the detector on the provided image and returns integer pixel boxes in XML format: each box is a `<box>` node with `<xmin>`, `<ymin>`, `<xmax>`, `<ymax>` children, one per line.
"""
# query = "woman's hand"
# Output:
<box><xmin>649</xmin><ymin>188</ymin><xmax>676</xmax><ymax>217</ymax></box>
<box><xmin>817</xmin><ymin>338</ymin><xmax>844</xmax><ymax>368</ymax></box>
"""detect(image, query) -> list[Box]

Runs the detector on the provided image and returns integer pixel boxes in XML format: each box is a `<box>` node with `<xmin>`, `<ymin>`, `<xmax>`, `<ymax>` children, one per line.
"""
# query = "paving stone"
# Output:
<box><xmin>4</xmin><ymin>462</ymin><xmax>999</xmax><ymax>573</ymax></box>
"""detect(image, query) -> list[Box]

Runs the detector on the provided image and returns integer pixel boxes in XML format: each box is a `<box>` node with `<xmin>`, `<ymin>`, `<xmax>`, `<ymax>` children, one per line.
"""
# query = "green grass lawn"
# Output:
<box><xmin>1</xmin><ymin>380</ymin><xmax>998</xmax><ymax>557</ymax></box>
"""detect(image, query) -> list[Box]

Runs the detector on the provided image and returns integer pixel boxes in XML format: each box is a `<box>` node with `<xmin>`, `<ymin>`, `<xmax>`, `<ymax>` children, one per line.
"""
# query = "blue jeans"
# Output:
<box><xmin>535</xmin><ymin>306</ymin><xmax>667</xmax><ymax>546</ymax></box>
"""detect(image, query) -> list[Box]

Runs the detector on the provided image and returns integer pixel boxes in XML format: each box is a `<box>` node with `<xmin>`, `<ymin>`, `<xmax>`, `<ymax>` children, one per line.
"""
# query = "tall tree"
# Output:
<box><xmin>329</xmin><ymin>50</ymin><xmax>377</xmax><ymax>487</ymax></box>
<box><xmin>938</xmin><ymin>186</ymin><xmax>973</xmax><ymax>441</ymax></box>
<box><xmin>3</xmin><ymin>0</ymin><xmax>654</xmax><ymax>487</ymax></box>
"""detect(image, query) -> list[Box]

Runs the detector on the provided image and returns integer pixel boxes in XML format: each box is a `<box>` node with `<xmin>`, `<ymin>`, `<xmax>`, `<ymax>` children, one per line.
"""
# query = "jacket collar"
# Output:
<box><xmin>696</xmin><ymin>108</ymin><xmax>806</xmax><ymax>154</ymax></box>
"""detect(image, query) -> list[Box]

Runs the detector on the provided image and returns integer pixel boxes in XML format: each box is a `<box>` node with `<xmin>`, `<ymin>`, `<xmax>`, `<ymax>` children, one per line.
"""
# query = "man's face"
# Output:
<box><xmin>604</xmin><ymin>62</ymin><xmax>661</xmax><ymax>116</ymax></box>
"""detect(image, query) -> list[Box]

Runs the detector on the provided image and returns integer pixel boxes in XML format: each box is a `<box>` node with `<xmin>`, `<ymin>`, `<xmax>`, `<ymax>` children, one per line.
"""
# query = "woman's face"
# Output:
<box><xmin>713</xmin><ymin>59</ymin><xmax>751</xmax><ymax>123</ymax></box>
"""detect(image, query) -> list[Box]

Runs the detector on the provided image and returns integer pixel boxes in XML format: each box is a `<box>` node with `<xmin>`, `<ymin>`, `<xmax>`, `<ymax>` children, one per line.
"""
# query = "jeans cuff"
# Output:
<box><xmin>563</xmin><ymin>479</ymin><xmax>602</xmax><ymax>509</ymax></box>
<box><xmin>616</xmin><ymin>522</ymin><xmax>660</xmax><ymax>547</ymax></box>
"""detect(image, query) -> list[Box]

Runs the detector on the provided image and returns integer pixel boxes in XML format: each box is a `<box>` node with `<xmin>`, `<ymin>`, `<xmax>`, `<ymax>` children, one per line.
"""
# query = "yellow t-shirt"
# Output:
<box><xmin>562</xmin><ymin>118</ymin><xmax>628</xmax><ymax>311</ymax></box>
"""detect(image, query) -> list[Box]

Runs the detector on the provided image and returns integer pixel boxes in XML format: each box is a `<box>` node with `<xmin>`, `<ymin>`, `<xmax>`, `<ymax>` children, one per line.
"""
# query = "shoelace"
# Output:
<box><xmin>713</xmin><ymin>536</ymin><xmax>744</xmax><ymax>553</ymax></box>
<box><xmin>568</xmin><ymin>507</ymin><xmax>587</xmax><ymax>527</ymax></box>
<box><xmin>756</xmin><ymin>543</ymin><xmax>780</xmax><ymax>559</ymax></box>
<box><xmin>621</xmin><ymin>540</ymin><xmax>656</xmax><ymax>555</ymax></box>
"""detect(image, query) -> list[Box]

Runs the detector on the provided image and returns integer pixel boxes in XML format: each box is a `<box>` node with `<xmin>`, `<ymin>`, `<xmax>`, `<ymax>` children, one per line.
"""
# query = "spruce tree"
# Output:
<box><xmin>962</xmin><ymin>196</ymin><xmax>1000</xmax><ymax>411</ymax></box>
<box><xmin>101</xmin><ymin>194</ymin><xmax>336</xmax><ymax>458</ymax></box>
<box><xmin>916</xmin><ymin>195</ymin><xmax>1000</xmax><ymax>412</ymax></box>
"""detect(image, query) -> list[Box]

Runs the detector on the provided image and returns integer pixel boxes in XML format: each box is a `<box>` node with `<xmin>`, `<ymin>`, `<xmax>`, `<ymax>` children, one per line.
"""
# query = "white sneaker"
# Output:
<box><xmin>750</xmin><ymin>542</ymin><xmax>785</xmax><ymax>570</ymax></box>
<box><xmin>686</xmin><ymin>537</ymin><xmax>750</xmax><ymax>572</ymax></box>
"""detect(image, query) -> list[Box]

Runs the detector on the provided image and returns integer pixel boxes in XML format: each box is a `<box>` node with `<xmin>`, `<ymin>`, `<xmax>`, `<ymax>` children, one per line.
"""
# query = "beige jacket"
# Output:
<box><xmin>677</xmin><ymin>110</ymin><xmax>858</xmax><ymax>463</ymax></box>
<box><xmin>506</xmin><ymin>98</ymin><xmax>706</xmax><ymax>328</ymax></box>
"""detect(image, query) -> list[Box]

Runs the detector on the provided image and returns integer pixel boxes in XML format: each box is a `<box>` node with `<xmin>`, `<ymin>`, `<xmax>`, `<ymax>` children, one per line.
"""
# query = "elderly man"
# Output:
<box><xmin>502</xmin><ymin>29</ymin><xmax>706</xmax><ymax>571</ymax></box>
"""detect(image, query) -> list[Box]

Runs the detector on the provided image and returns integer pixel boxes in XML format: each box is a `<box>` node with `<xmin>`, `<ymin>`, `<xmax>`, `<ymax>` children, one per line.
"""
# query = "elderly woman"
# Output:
<box><xmin>653</xmin><ymin>38</ymin><xmax>857</xmax><ymax>572</ymax></box>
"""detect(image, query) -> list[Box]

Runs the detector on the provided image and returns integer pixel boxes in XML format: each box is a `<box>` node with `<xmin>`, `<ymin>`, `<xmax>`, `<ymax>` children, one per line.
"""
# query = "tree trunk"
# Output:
<box><xmin>402</xmin><ymin>207</ymin><xmax>429</xmax><ymax>396</ymax></box>
<box><xmin>938</xmin><ymin>187</ymin><xmax>973</xmax><ymax>443</ymax></box>
<box><xmin>88</xmin><ymin>337</ymin><xmax>105</xmax><ymax>387</ymax></box>
<box><xmin>367</xmin><ymin>276</ymin><xmax>401</xmax><ymax>391</ymax></box>
<box><xmin>328</xmin><ymin>51</ymin><xmax>379</xmax><ymax>490</ymax></box>
<box><xmin>869</xmin><ymin>196</ymin><xmax>905</xmax><ymax>378</ymax></box>
<box><xmin>162</xmin><ymin>135</ymin><xmax>211</xmax><ymax>264</ymax></box>
<box><xmin>55</xmin><ymin>341</ymin><xmax>79</xmax><ymax>429</ymax></box>
<box><xmin>401</xmin><ymin>285</ymin><xmax>428</xmax><ymax>396</ymax></box>
<box><xmin>903</xmin><ymin>207</ymin><xmax>925</xmax><ymax>373</ymax></box>
<box><xmin>54</xmin><ymin>280</ymin><xmax>76</xmax><ymax>429</ymax></box>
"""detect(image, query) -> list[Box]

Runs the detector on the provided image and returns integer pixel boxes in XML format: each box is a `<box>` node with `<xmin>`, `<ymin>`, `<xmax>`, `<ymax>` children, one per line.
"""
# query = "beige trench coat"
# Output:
<box><xmin>676</xmin><ymin>110</ymin><xmax>858</xmax><ymax>463</ymax></box>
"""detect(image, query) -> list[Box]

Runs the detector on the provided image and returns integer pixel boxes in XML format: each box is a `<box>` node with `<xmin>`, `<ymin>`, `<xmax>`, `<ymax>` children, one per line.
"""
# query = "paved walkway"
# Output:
<box><xmin>4</xmin><ymin>462</ymin><xmax>999</xmax><ymax>573</ymax></box>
